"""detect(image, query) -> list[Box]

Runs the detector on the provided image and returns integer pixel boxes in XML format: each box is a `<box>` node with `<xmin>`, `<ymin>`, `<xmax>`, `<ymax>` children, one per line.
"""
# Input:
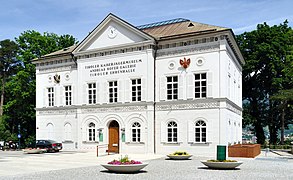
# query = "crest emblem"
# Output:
<box><xmin>54</xmin><ymin>74</ymin><xmax>60</xmax><ymax>84</ymax></box>
<box><xmin>179</xmin><ymin>57</ymin><xmax>191</xmax><ymax>69</ymax></box>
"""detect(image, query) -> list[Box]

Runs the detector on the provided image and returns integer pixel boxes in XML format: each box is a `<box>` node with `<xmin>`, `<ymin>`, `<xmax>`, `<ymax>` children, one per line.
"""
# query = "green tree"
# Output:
<box><xmin>3</xmin><ymin>30</ymin><xmax>77</xmax><ymax>144</ymax></box>
<box><xmin>0</xmin><ymin>39</ymin><xmax>19</xmax><ymax>116</ymax></box>
<box><xmin>237</xmin><ymin>21</ymin><xmax>293</xmax><ymax>144</ymax></box>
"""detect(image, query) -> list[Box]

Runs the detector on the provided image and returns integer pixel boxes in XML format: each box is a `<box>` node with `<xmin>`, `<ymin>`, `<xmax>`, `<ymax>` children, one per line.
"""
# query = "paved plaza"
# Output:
<box><xmin>0</xmin><ymin>150</ymin><xmax>292</xmax><ymax>180</ymax></box>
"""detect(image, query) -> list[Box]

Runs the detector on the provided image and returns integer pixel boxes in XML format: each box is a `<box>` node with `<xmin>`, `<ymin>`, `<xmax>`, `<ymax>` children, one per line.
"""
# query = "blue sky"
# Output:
<box><xmin>1</xmin><ymin>0</ymin><xmax>293</xmax><ymax>41</ymax></box>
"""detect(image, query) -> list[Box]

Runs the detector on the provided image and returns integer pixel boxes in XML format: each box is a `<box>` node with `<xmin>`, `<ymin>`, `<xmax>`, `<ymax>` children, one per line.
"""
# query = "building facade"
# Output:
<box><xmin>33</xmin><ymin>14</ymin><xmax>244</xmax><ymax>156</ymax></box>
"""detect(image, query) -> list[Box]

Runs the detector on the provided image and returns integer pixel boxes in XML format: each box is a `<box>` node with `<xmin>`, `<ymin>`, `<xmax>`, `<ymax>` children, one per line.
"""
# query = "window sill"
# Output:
<box><xmin>82</xmin><ymin>141</ymin><xmax>99</xmax><ymax>144</ymax></box>
<box><xmin>162</xmin><ymin>142</ymin><xmax>182</xmax><ymax>145</ymax></box>
<box><xmin>62</xmin><ymin>140</ymin><xmax>74</xmax><ymax>143</ymax></box>
<box><xmin>125</xmin><ymin>142</ymin><xmax>145</xmax><ymax>145</ymax></box>
<box><xmin>188</xmin><ymin>142</ymin><xmax>211</xmax><ymax>145</ymax></box>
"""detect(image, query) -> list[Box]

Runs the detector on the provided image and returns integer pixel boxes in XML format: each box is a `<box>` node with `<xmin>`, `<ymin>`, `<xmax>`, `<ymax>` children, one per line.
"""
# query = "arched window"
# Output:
<box><xmin>195</xmin><ymin>120</ymin><xmax>206</xmax><ymax>142</ymax></box>
<box><xmin>88</xmin><ymin>122</ymin><xmax>96</xmax><ymax>141</ymax></box>
<box><xmin>167</xmin><ymin>121</ymin><xmax>177</xmax><ymax>142</ymax></box>
<box><xmin>47</xmin><ymin>123</ymin><xmax>54</xmax><ymax>140</ymax></box>
<box><xmin>64</xmin><ymin>123</ymin><xmax>72</xmax><ymax>141</ymax></box>
<box><xmin>131</xmin><ymin>122</ymin><xmax>141</xmax><ymax>142</ymax></box>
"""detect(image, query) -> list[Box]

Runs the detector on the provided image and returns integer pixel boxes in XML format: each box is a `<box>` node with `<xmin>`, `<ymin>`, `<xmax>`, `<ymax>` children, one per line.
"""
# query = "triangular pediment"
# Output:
<box><xmin>74</xmin><ymin>14</ymin><xmax>155</xmax><ymax>53</ymax></box>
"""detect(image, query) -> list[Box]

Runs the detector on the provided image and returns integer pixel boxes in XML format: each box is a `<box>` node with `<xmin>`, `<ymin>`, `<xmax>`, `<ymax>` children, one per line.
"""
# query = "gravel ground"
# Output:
<box><xmin>1</xmin><ymin>156</ymin><xmax>292</xmax><ymax>180</ymax></box>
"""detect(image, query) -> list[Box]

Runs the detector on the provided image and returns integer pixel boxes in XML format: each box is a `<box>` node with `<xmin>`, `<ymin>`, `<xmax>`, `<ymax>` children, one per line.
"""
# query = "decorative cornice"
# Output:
<box><xmin>81</xmin><ymin>105</ymin><xmax>147</xmax><ymax>113</ymax></box>
<box><xmin>38</xmin><ymin>109</ymin><xmax>77</xmax><ymax>115</ymax></box>
<box><xmin>156</xmin><ymin>100</ymin><xmax>220</xmax><ymax>111</ymax></box>
<box><xmin>157</xmin><ymin>42</ymin><xmax>220</xmax><ymax>58</ymax></box>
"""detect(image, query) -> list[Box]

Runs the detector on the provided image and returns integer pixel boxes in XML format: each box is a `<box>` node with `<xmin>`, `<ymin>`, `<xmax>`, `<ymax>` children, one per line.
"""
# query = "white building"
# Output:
<box><xmin>33</xmin><ymin>14</ymin><xmax>244</xmax><ymax>156</ymax></box>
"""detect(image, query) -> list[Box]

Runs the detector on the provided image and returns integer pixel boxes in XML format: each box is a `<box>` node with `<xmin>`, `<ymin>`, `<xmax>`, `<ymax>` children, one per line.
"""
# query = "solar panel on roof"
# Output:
<box><xmin>137</xmin><ymin>18</ymin><xmax>189</xmax><ymax>29</ymax></box>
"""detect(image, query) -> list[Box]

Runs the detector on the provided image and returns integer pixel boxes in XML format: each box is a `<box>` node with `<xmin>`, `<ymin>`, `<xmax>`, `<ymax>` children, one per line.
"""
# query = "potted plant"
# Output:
<box><xmin>101</xmin><ymin>155</ymin><xmax>148</xmax><ymax>173</ymax></box>
<box><xmin>167</xmin><ymin>151</ymin><xmax>192</xmax><ymax>160</ymax></box>
<box><xmin>200</xmin><ymin>159</ymin><xmax>243</xmax><ymax>169</ymax></box>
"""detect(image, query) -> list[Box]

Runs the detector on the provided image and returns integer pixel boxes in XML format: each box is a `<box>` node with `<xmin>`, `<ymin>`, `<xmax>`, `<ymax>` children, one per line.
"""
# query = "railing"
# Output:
<box><xmin>96</xmin><ymin>144</ymin><xmax>109</xmax><ymax>157</ymax></box>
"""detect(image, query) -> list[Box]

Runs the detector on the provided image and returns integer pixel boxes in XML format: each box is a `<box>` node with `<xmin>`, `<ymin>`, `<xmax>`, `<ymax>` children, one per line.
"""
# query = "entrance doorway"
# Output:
<box><xmin>108</xmin><ymin>120</ymin><xmax>119</xmax><ymax>153</ymax></box>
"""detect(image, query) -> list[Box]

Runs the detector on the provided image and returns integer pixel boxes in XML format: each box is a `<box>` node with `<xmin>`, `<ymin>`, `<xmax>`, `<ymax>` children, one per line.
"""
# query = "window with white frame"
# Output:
<box><xmin>194</xmin><ymin>73</ymin><xmax>207</xmax><ymax>98</ymax></box>
<box><xmin>109</xmin><ymin>81</ymin><xmax>118</xmax><ymax>103</ymax></box>
<box><xmin>64</xmin><ymin>123</ymin><xmax>72</xmax><ymax>141</ymax></box>
<box><xmin>47</xmin><ymin>123</ymin><xmax>54</xmax><ymax>140</ymax></box>
<box><xmin>88</xmin><ymin>122</ymin><xmax>96</xmax><ymax>141</ymax></box>
<box><xmin>195</xmin><ymin>120</ymin><xmax>206</xmax><ymax>142</ymax></box>
<box><xmin>64</xmin><ymin>85</ymin><xmax>72</xmax><ymax>106</ymax></box>
<box><xmin>88</xmin><ymin>83</ymin><xmax>96</xmax><ymax>104</ymax></box>
<box><xmin>131</xmin><ymin>122</ymin><xmax>141</xmax><ymax>142</ymax></box>
<box><xmin>48</xmin><ymin>87</ymin><xmax>54</xmax><ymax>106</ymax></box>
<box><xmin>167</xmin><ymin>76</ymin><xmax>178</xmax><ymax>100</ymax></box>
<box><xmin>167</xmin><ymin>121</ymin><xmax>178</xmax><ymax>142</ymax></box>
<box><xmin>131</xmin><ymin>79</ymin><xmax>141</xmax><ymax>102</ymax></box>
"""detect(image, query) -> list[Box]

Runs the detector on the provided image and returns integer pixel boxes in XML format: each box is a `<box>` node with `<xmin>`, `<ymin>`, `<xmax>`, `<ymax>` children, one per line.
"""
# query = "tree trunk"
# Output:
<box><xmin>0</xmin><ymin>77</ymin><xmax>5</xmax><ymax>116</ymax></box>
<box><xmin>280</xmin><ymin>101</ymin><xmax>286</xmax><ymax>145</ymax></box>
<box><xmin>251</xmin><ymin>99</ymin><xmax>265</xmax><ymax>144</ymax></box>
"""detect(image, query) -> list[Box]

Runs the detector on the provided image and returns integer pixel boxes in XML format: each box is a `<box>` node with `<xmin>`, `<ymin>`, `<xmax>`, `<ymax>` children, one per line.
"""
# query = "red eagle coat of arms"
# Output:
<box><xmin>180</xmin><ymin>57</ymin><xmax>191</xmax><ymax>69</ymax></box>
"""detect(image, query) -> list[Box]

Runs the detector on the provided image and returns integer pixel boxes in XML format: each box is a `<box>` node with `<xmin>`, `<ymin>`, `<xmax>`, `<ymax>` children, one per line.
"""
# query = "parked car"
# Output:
<box><xmin>36</xmin><ymin>140</ymin><xmax>62</xmax><ymax>152</ymax></box>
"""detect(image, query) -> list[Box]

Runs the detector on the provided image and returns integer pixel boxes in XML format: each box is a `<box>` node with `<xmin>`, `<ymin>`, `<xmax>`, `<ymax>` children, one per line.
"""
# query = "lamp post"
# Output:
<box><xmin>18</xmin><ymin>124</ymin><xmax>21</xmax><ymax>149</ymax></box>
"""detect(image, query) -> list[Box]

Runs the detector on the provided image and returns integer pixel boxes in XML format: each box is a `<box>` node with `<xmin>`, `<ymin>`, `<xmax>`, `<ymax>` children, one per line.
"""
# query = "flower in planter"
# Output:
<box><xmin>169</xmin><ymin>151</ymin><xmax>190</xmax><ymax>156</ymax></box>
<box><xmin>108</xmin><ymin>155</ymin><xmax>142</xmax><ymax>165</ymax></box>
<box><xmin>207</xmin><ymin>159</ymin><xmax>237</xmax><ymax>162</ymax></box>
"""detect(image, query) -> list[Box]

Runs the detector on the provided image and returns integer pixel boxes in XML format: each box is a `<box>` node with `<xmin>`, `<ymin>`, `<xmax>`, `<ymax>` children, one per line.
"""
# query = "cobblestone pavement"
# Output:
<box><xmin>0</xmin><ymin>150</ymin><xmax>292</xmax><ymax>180</ymax></box>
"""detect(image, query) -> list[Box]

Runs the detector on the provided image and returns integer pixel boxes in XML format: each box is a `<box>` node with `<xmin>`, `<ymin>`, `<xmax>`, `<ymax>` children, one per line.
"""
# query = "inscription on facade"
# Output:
<box><xmin>85</xmin><ymin>59</ymin><xmax>142</xmax><ymax>77</ymax></box>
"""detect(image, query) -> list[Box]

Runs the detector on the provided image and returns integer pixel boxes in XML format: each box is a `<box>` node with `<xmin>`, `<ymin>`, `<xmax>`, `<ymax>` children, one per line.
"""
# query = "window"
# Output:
<box><xmin>47</xmin><ymin>123</ymin><xmax>54</xmax><ymax>140</ymax></box>
<box><xmin>167</xmin><ymin>76</ymin><xmax>178</xmax><ymax>100</ymax></box>
<box><xmin>167</xmin><ymin>121</ymin><xmax>177</xmax><ymax>142</ymax></box>
<box><xmin>109</xmin><ymin>81</ymin><xmax>118</xmax><ymax>103</ymax></box>
<box><xmin>88</xmin><ymin>122</ymin><xmax>95</xmax><ymax>141</ymax></box>
<box><xmin>131</xmin><ymin>122</ymin><xmax>141</xmax><ymax>142</ymax></box>
<box><xmin>194</xmin><ymin>73</ymin><xmax>207</xmax><ymax>98</ymax></box>
<box><xmin>88</xmin><ymin>83</ymin><xmax>96</xmax><ymax>104</ymax></box>
<box><xmin>65</xmin><ymin>85</ymin><xmax>72</xmax><ymax>105</ymax></box>
<box><xmin>64</xmin><ymin>123</ymin><xmax>72</xmax><ymax>141</ymax></box>
<box><xmin>48</xmin><ymin>87</ymin><xmax>54</xmax><ymax>106</ymax></box>
<box><xmin>195</xmin><ymin>120</ymin><xmax>206</xmax><ymax>142</ymax></box>
<box><xmin>131</xmin><ymin>79</ymin><xmax>141</xmax><ymax>102</ymax></box>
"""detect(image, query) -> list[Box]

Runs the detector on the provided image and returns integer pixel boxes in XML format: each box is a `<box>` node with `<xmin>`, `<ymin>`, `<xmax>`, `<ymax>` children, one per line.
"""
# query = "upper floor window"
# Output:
<box><xmin>88</xmin><ymin>122</ymin><xmax>95</xmax><ymax>142</ymax></box>
<box><xmin>88</xmin><ymin>83</ymin><xmax>96</xmax><ymax>104</ymax></box>
<box><xmin>48</xmin><ymin>87</ymin><xmax>54</xmax><ymax>106</ymax></box>
<box><xmin>131</xmin><ymin>122</ymin><xmax>141</xmax><ymax>142</ymax></box>
<box><xmin>131</xmin><ymin>79</ymin><xmax>141</xmax><ymax>102</ymax></box>
<box><xmin>167</xmin><ymin>76</ymin><xmax>178</xmax><ymax>100</ymax></box>
<box><xmin>64</xmin><ymin>85</ymin><xmax>72</xmax><ymax>106</ymax></box>
<box><xmin>194</xmin><ymin>73</ymin><xmax>206</xmax><ymax>98</ymax></box>
<box><xmin>109</xmin><ymin>81</ymin><xmax>118</xmax><ymax>103</ymax></box>
<box><xmin>195</xmin><ymin>120</ymin><xmax>206</xmax><ymax>143</ymax></box>
<box><xmin>167</xmin><ymin>121</ymin><xmax>178</xmax><ymax>142</ymax></box>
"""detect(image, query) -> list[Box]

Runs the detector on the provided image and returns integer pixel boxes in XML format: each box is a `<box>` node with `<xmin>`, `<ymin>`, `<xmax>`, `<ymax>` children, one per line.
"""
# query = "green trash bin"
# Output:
<box><xmin>217</xmin><ymin>145</ymin><xmax>226</xmax><ymax>161</ymax></box>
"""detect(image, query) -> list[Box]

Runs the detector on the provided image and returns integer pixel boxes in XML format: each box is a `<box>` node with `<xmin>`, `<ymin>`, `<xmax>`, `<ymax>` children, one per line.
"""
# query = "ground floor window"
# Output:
<box><xmin>195</xmin><ymin>120</ymin><xmax>206</xmax><ymax>142</ymax></box>
<box><xmin>88</xmin><ymin>122</ymin><xmax>96</xmax><ymax>141</ymax></box>
<box><xmin>167</xmin><ymin>121</ymin><xmax>177</xmax><ymax>142</ymax></box>
<box><xmin>131</xmin><ymin>122</ymin><xmax>141</xmax><ymax>142</ymax></box>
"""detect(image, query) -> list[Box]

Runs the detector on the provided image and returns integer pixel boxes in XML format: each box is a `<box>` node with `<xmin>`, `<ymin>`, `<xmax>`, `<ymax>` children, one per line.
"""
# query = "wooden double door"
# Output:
<box><xmin>108</xmin><ymin>120</ymin><xmax>119</xmax><ymax>153</ymax></box>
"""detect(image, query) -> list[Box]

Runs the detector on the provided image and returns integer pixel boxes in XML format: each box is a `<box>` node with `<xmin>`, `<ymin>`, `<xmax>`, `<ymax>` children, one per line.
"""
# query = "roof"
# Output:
<box><xmin>140</xmin><ymin>20</ymin><xmax>229</xmax><ymax>39</ymax></box>
<box><xmin>36</xmin><ymin>17</ymin><xmax>230</xmax><ymax>59</ymax></box>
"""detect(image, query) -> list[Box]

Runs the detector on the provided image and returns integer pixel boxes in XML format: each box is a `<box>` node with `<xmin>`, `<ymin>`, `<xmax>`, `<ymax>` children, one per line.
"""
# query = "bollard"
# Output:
<box><xmin>265</xmin><ymin>148</ymin><xmax>269</xmax><ymax>157</ymax></box>
<box><xmin>97</xmin><ymin>145</ymin><xmax>99</xmax><ymax>157</ymax></box>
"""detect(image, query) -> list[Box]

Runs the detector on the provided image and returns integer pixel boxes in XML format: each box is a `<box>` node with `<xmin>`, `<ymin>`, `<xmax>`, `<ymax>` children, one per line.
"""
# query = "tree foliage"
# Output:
<box><xmin>0</xmin><ymin>39</ymin><xmax>20</xmax><ymax>116</ymax></box>
<box><xmin>0</xmin><ymin>30</ymin><xmax>77</xmax><ymax>145</ymax></box>
<box><xmin>237</xmin><ymin>21</ymin><xmax>293</xmax><ymax>144</ymax></box>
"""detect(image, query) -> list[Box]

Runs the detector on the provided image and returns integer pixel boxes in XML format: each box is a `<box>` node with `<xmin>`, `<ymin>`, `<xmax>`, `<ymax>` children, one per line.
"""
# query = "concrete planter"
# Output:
<box><xmin>101</xmin><ymin>163</ymin><xmax>148</xmax><ymax>173</ymax></box>
<box><xmin>167</xmin><ymin>155</ymin><xmax>192</xmax><ymax>160</ymax></box>
<box><xmin>200</xmin><ymin>160</ymin><xmax>243</xmax><ymax>169</ymax></box>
